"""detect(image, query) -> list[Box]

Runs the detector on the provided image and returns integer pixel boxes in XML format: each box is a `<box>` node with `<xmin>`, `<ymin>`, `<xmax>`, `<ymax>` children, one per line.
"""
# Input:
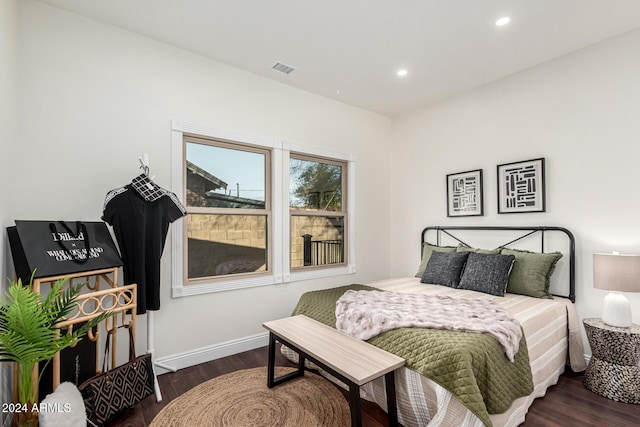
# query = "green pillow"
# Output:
<box><xmin>501</xmin><ymin>248</ymin><xmax>563</xmax><ymax>299</ymax></box>
<box><xmin>415</xmin><ymin>243</ymin><xmax>457</xmax><ymax>278</ymax></box>
<box><xmin>456</xmin><ymin>244</ymin><xmax>501</xmax><ymax>254</ymax></box>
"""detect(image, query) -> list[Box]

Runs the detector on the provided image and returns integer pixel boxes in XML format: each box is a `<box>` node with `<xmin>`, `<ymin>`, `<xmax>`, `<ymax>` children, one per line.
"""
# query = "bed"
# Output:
<box><xmin>282</xmin><ymin>226</ymin><xmax>586</xmax><ymax>427</ymax></box>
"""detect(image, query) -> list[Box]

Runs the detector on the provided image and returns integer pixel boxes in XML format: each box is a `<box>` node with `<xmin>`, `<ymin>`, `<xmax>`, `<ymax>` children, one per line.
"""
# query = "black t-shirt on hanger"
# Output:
<box><xmin>103</xmin><ymin>181</ymin><xmax>185</xmax><ymax>314</ymax></box>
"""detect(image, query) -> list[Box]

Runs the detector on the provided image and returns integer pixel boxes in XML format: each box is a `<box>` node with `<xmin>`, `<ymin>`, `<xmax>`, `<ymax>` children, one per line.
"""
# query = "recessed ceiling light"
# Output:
<box><xmin>495</xmin><ymin>16</ymin><xmax>511</xmax><ymax>26</ymax></box>
<box><xmin>397</xmin><ymin>69</ymin><xmax>408</xmax><ymax>77</ymax></box>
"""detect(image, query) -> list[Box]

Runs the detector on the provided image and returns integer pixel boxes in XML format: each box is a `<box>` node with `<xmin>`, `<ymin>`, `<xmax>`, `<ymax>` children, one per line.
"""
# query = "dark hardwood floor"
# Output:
<box><xmin>110</xmin><ymin>346</ymin><xmax>639</xmax><ymax>426</ymax></box>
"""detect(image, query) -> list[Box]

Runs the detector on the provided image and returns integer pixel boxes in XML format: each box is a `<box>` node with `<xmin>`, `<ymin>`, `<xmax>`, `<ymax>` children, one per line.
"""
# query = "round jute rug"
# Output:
<box><xmin>149</xmin><ymin>367</ymin><xmax>350</xmax><ymax>427</ymax></box>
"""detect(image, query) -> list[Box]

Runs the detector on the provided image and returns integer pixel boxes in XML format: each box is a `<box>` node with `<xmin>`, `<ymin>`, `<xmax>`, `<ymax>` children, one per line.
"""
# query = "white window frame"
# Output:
<box><xmin>283</xmin><ymin>141</ymin><xmax>356</xmax><ymax>283</ymax></box>
<box><xmin>171</xmin><ymin>120</ymin><xmax>355</xmax><ymax>297</ymax></box>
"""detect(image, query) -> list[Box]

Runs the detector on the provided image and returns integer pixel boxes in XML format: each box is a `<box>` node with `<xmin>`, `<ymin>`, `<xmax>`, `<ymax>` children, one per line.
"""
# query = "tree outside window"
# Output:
<box><xmin>290</xmin><ymin>155</ymin><xmax>347</xmax><ymax>268</ymax></box>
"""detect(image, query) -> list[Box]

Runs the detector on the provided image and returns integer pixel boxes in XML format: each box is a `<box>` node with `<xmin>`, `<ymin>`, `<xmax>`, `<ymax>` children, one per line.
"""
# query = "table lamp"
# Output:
<box><xmin>593</xmin><ymin>252</ymin><xmax>640</xmax><ymax>327</ymax></box>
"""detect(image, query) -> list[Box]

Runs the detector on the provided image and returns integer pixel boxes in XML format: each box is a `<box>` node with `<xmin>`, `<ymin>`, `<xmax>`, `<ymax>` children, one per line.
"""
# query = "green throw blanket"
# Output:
<box><xmin>291</xmin><ymin>285</ymin><xmax>534</xmax><ymax>427</ymax></box>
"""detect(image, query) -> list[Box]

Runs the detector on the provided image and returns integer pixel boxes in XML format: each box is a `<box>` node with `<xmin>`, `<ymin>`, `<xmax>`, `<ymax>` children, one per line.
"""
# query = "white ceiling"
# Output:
<box><xmin>38</xmin><ymin>0</ymin><xmax>640</xmax><ymax>117</ymax></box>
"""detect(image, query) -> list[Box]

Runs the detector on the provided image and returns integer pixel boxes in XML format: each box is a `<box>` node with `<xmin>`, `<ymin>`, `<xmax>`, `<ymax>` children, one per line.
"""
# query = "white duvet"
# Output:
<box><xmin>335</xmin><ymin>289</ymin><xmax>522</xmax><ymax>361</ymax></box>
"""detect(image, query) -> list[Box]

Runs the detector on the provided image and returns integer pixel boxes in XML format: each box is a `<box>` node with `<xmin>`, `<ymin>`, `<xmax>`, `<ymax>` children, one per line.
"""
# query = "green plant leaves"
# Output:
<box><xmin>0</xmin><ymin>276</ymin><xmax>115</xmax><ymax>404</ymax></box>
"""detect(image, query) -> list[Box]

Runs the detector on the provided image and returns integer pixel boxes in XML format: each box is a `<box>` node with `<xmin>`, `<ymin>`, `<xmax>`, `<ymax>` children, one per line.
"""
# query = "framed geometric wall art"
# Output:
<box><xmin>497</xmin><ymin>158</ymin><xmax>546</xmax><ymax>213</ymax></box>
<box><xmin>446</xmin><ymin>169</ymin><xmax>483</xmax><ymax>217</ymax></box>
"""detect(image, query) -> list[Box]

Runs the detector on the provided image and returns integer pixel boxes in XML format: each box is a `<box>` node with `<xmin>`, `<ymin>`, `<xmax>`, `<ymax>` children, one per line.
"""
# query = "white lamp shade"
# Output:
<box><xmin>593</xmin><ymin>253</ymin><xmax>640</xmax><ymax>292</ymax></box>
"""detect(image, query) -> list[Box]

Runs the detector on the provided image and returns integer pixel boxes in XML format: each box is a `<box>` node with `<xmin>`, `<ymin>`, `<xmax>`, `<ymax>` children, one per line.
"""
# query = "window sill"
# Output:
<box><xmin>172</xmin><ymin>264</ymin><xmax>356</xmax><ymax>297</ymax></box>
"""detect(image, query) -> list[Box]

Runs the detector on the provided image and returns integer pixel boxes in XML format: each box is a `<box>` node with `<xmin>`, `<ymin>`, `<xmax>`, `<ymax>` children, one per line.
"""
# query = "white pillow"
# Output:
<box><xmin>38</xmin><ymin>382</ymin><xmax>86</xmax><ymax>427</ymax></box>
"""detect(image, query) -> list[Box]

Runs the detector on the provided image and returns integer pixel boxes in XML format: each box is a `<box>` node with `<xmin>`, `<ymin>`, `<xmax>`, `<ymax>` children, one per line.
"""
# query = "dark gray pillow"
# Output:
<box><xmin>458</xmin><ymin>252</ymin><xmax>516</xmax><ymax>296</ymax></box>
<box><xmin>415</xmin><ymin>243</ymin><xmax>457</xmax><ymax>278</ymax></box>
<box><xmin>420</xmin><ymin>251</ymin><xmax>469</xmax><ymax>288</ymax></box>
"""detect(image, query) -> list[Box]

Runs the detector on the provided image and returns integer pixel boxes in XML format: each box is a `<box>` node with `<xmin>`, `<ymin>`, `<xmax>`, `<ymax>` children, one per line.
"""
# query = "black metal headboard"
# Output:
<box><xmin>421</xmin><ymin>226</ymin><xmax>576</xmax><ymax>303</ymax></box>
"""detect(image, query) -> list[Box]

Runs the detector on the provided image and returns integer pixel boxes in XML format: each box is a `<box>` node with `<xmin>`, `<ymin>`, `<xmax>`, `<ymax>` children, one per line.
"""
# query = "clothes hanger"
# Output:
<box><xmin>132</xmin><ymin>155</ymin><xmax>165</xmax><ymax>202</ymax></box>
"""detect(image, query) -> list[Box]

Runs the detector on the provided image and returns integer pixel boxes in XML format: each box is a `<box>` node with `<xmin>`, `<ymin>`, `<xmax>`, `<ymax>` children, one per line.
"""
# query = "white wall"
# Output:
<box><xmin>390</xmin><ymin>28</ymin><xmax>640</xmax><ymax>341</ymax></box>
<box><xmin>14</xmin><ymin>0</ymin><xmax>638</xmax><ymax>370</ymax></box>
<box><xmin>0</xmin><ymin>0</ymin><xmax>17</xmax><ymax>417</ymax></box>
<box><xmin>15</xmin><ymin>0</ymin><xmax>392</xmax><ymax>361</ymax></box>
<box><xmin>0</xmin><ymin>0</ymin><xmax>17</xmax><ymax>283</ymax></box>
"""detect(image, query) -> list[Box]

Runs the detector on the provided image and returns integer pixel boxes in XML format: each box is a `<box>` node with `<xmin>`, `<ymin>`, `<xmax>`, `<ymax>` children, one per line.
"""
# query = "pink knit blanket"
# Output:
<box><xmin>335</xmin><ymin>290</ymin><xmax>522</xmax><ymax>361</ymax></box>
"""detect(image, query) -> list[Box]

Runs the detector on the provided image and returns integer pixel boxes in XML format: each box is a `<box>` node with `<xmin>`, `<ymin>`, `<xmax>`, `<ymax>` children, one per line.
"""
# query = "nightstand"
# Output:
<box><xmin>583</xmin><ymin>318</ymin><xmax>640</xmax><ymax>404</ymax></box>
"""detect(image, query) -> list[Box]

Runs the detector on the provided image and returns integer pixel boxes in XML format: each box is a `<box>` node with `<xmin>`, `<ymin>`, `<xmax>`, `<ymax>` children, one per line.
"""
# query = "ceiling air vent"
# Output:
<box><xmin>271</xmin><ymin>61</ymin><xmax>296</xmax><ymax>75</ymax></box>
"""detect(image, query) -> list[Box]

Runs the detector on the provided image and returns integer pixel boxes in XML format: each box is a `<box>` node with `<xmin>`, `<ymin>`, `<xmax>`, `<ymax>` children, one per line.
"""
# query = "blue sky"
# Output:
<box><xmin>186</xmin><ymin>142</ymin><xmax>266</xmax><ymax>201</ymax></box>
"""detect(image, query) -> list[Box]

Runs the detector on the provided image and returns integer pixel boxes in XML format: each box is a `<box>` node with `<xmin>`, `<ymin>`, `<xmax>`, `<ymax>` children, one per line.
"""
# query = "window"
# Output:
<box><xmin>184</xmin><ymin>136</ymin><xmax>270</xmax><ymax>283</ymax></box>
<box><xmin>289</xmin><ymin>154</ymin><xmax>346</xmax><ymax>269</ymax></box>
<box><xmin>171</xmin><ymin>121</ymin><xmax>355</xmax><ymax>297</ymax></box>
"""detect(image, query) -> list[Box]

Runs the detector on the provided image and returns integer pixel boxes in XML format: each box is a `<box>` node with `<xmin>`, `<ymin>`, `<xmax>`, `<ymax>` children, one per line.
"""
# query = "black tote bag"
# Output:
<box><xmin>7</xmin><ymin>220</ymin><xmax>123</xmax><ymax>283</ymax></box>
<box><xmin>79</xmin><ymin>326</ymin><xmax>155</xmax><ymax>427</ymax></box>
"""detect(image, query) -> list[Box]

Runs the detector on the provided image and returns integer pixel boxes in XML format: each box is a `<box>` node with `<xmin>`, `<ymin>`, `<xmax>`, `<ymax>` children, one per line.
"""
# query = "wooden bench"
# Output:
<box><xmin>263</xmin><ymin>315</ymin><xmax>405</xmax><ymax>427</ymax></box>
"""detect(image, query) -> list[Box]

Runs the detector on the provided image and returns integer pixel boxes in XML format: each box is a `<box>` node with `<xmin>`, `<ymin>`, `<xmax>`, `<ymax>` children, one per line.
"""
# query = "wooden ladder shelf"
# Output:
<box><xmin>14</xmin><ymin>267</ymin><xmax>137</xmax><ymax>402</ymax></box>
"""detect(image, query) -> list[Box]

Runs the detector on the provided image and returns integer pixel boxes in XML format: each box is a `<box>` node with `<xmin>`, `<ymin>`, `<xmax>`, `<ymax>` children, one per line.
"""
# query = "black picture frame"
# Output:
<box><xmin>497</xmin><ymin>158</ymin><xmax>546</xmax><ymax>213</ymax></box>
<box><xmin>446</xmin><ymin>169</ymin><xmax>483</xmax><ymax>217</ymax></box>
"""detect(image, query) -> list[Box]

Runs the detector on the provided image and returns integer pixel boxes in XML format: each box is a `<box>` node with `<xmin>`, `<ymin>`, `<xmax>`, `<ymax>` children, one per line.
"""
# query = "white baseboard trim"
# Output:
<box><xmin>153</xmin><ymin>332</ymin><xmax>270</xmax><ymax>375</ymax></box>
